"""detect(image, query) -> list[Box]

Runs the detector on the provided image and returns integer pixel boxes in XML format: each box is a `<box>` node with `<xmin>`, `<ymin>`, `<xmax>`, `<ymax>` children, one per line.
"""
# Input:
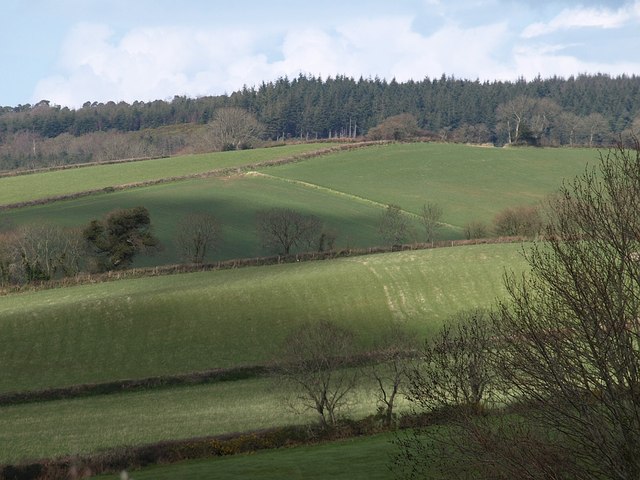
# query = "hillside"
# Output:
<box><xmin>1</xmin><ymin>142</ymin><xmax>596</xmax><ymax>266</ymax></box>
<box><xmin>0</xmin><ymin>243</ymin><xmax>525</xmax><ymax>394</ymax></box>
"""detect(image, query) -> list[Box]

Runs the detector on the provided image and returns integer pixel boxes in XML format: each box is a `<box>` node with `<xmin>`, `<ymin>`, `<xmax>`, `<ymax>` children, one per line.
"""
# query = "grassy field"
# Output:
<box><xmin>0</xmin><ymin>244</ymin><xmax>526</xmax><ymax>393</ymax></box>
<box><xmin>94</xmin><ymin>432</ymin><xmax>399</xmax><ymax>480</ymax></box>
<box><xmin>0</xmin><ymin>375</ymin><xmax>395</xmax><ymax>464</ymax></box>
<box><xmin>0</xmin><ymin>143</ymin><xmax>325</xmax><ymax>205</ymax></box>
<box><xmin>1</xmin><ymin>143</ymin><xmax>594</xmax><ymax>264</ymax></box>
<box><xmin>262</xmin><ymin>143</ymin><xmax>598</xmax><ymax>227</ymax></box>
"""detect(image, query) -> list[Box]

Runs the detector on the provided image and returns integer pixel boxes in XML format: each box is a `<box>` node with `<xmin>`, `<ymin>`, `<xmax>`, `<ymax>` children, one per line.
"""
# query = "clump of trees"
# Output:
<box><xmin>0</xmin><ymin>224</ymin><xmax>84</xmax><ymax>285</ymax></box>
<box><xmin>207</xmin><ymin>107</ymin><xmax>264</xmax><ymax>151</ymax></box>
<box><xmin>367</xmin><ymin>114</ymin><xmax>421</xmax><ymax>141</ymax></box>
<box><xmin>492</xmin><ymin>204</ymin><xmax>542</xmax><ymax>237</ymax></box>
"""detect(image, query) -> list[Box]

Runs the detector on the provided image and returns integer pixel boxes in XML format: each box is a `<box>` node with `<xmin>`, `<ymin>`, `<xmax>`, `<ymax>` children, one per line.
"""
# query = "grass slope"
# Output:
<box><xmin>262</xmin><ymin>143</ymin><xmax>597</xmax><ymax>228</ymax></box>
<box><xmin>0</xmin><ymin>143</ymin><xmax>325</xmax><ymax>205</ymax></box>
<box><xmin>0</xmin><ymin>244</ymin><xmax>525</xmax><ymax>393</ymax></box>
<box><xmin>2</xmin><ymin>173</ymin><xmax>392</xmax><ymax>264</ymax></box>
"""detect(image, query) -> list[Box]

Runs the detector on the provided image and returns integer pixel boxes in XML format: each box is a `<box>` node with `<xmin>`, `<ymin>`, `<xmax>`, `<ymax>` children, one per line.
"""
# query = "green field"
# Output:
<box><xmin>1</xmin><ymin>143</ymin><xmax>595</xmax><ymax>264</ymax></box>
<box><xmin>262</xmin><ymin>143</ymin><xmax>597</xmax><ymax>227</ymax></box>
<box><xmin>0</xmin><ymin>374</ymin><xmax>398</xmax><ymax>463</ymax></box>
<box><xmin>94</xmin><ymin>432</ymin><xmax>398</xmax><ymax>480</ymax></box>
<box><xmin>0</xmin><ymin>244</ymin><xmax>525</xmax><ymax>393</ymax></box>
<box><xmin>0</xmin><ymin>143</ymin><xmax>325</xmax><ymax>205</ymax></box>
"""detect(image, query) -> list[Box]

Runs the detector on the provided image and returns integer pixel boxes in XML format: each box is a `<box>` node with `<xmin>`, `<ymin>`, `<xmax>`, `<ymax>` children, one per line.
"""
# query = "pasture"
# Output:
<box><xmin>262</xmin><ymin>143</ymin><xmax>598</xmax><ymax>227</ymax></box>
<box><xmin>0</xmin><ymin>244</ymin><xmax>525</xmax><ymax>393</ymax></box>
<box><xmin>0</xmin><ymin>142</ymin><xmax>595</xmax><ymax>470</ymax></box>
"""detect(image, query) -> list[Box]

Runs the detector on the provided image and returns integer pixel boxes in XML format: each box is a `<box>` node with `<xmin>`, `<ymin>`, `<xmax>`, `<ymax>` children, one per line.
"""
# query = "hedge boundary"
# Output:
<box><xmin>0</xmin><ymin>409</ymin><xmax>446</xmax><ymax>480</ymax></box>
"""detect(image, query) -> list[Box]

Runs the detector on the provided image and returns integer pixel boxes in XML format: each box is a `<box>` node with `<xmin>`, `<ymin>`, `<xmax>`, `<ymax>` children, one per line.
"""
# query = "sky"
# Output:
<box><xmin>1</xmin><ymin>0</ymin><xmax>639</xmax><ymax>108</ymax></box>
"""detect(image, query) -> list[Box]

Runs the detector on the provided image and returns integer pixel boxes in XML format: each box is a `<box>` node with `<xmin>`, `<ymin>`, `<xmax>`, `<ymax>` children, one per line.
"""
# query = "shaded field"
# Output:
<box><xmin>93</xmin><ymin>432</ymin><xmax>398</xmax><ymax>480</ymax></box>
<box><xmin>0</xmin><ymin>143</ymin><xmax>325</xmax><ymax>205</ymax></box>
<box><xmin>0</xmin><ymin>244</ymin><xmax>526</xmax><ymax>393</ymax></box>
<box><xmin>2</xmin><ymin>172</ymin><xmax>396</xmax><ymax>265</ymax></box>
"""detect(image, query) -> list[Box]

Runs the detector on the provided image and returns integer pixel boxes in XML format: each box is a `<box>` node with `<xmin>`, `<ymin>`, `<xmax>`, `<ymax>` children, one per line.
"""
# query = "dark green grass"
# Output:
<box><xmin>0</xmin><ymin>244</ymin><xmax>525</xmax><ymax>393</ymax></box>
<box><xmin>93</xmin><ymin>433</ymin><xmax>398</xmax><ymax>480</ymax></box>
<box><xmin>0</xmin><ymin>143</ymin><xmax>325</xmax><ymax>205</ymax></box>
<box><xmin>263</xmin><ymin>143</ymin><xmax>597</xmax><ymax>227</ymax></box>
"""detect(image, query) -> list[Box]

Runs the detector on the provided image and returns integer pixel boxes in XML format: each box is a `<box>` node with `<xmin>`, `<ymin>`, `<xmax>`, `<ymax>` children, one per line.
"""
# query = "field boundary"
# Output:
<box><xmin>0</xmin><ymin>350</ymin><xmax>419</xmax><ymax>405</ymax></box>
<box><xmin>0</xmin><ymin>141</ymin><xmax>390</xmax><ymax>211</ymax></box>
<box><xmin>248</xmin><ymin>171</ymin><xmax>460</xmax><ymax>229</ymax></box>
<box><xmin>0</xmin><ymin>236</ymin><xmax>528</xmax><ymax>296</ymax></box>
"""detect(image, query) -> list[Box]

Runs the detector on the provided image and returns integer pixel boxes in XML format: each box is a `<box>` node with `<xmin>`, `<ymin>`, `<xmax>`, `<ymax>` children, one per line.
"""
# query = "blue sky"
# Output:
<box><xmin>1</xmin><ymin>0</ymin><xmax>639</xmax><ymax>108</ymax></box>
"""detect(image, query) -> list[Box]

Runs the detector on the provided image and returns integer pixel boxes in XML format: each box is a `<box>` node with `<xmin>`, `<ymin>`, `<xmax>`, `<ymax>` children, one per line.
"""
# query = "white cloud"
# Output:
<box><xmin>522</xmin><ymin>2</ymin><xmax>640</xmax><ymax>38</ymax></box>
<box><xmin>31</xmin><ymin>5</ymin><xmax>640</xmax><ymax>108</ymax></box>
<box><xmin>512</xmin><ymin>43</ymin><xmax>640</xmax><ymax>79</ymax></box>
<box><xmin>33</xmin><ymin>23</ymin><xmax>262</xmax><ymax>106</ymax></box>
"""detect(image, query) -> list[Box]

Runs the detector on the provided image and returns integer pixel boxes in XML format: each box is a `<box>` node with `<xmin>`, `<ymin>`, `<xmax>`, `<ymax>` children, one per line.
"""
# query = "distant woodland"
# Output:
<box><xmin>1</xmin><ymin>74</ymin><xmax>639</xmax><ymax>171</ymax></box>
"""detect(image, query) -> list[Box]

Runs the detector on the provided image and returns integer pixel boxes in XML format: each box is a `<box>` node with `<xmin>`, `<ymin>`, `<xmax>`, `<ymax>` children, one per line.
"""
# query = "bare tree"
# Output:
<box><xmin>398</xmin><ymin>142</ymin><xmax>640</xmax><ymax>480</ymax></box>
<box><xmin>256</xmin><ymin>208</ymin><xmax>322</xmax><ymax>255</ymax></box>
<box><xmin>175</xmin><ymin>213</ymin><xmax>221</xmax><ymax>264</ymax></box>
<box><xmin>395</xmin><ymin>309</ymin><xmax>499</xmax><ymax>480</ymax></box>
<box><xmin>276</xmin><ymin>320</ymin><xmax>358</xmax><ymax>427</ymax></box>
<box><xmin>489</xmin><ymin>140</ymin><xmax>640</xmax><ymax>480</ymax></box>
<box><xmin>366</xmin><ymin>327</ymin><xmax>418</xmax><ymax>426</ymax></box>
<box><xmin>580</xmin><ymin>112</ymin><xmax>610</xmax><ymax>147</ymax></box>
<box><xmin>420</xmin><ymin>202</ymin><xmax>443</xmax><ymax>244</ymax></box>
<box><xmin>407</xmin><ymin>309</ymin><xmax>495</xmax><ymax>415</ymax></box>
<box><xmin>463</xmin><ymin>220</ymin><xmax>487</xmax><ymax>240</ymax></box>
<box><xmin>378</xmin><ymin>204</ymin><xmax>412</xmax><ymax>246</ymax></box>
<box><xmin>208</xmin><ymin>107</ymin><xmax>264</xmax><ymax>151</ymax></box>
<box><xmin>0</xmin><ymin>230</ymin><xmax>18</xmax><ymax>286</ymax></box>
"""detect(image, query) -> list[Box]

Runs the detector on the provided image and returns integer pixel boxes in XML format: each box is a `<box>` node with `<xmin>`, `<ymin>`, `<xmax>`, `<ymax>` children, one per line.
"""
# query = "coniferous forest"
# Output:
<box><xmin>1</xmin><ymin>73</ymin><xmax>639</xmax><ymax>171</ymax></box>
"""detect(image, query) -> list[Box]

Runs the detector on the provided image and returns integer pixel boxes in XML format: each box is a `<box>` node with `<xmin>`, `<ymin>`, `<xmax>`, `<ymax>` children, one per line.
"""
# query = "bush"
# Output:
<box><xmin>492</xmin><ymin>205</ymin><xmax>542</xmax><ymax>237</ymax></box>
<box><xmin>463</xmin><ymin>220</ymin><xmax>488</xmax><ymax>239</ymax></box>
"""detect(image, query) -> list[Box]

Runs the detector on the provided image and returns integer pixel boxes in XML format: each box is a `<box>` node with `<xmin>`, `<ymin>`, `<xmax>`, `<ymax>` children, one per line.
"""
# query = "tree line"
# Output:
<box><xmin>1</xmin><ymin>74</ymin><xmax>640</xmax><ymax>170</ymax></box>
<box><xmin>0</xmin><ymin>196</ymin><xmax>542</xmax><ymax>287</ymax></box>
